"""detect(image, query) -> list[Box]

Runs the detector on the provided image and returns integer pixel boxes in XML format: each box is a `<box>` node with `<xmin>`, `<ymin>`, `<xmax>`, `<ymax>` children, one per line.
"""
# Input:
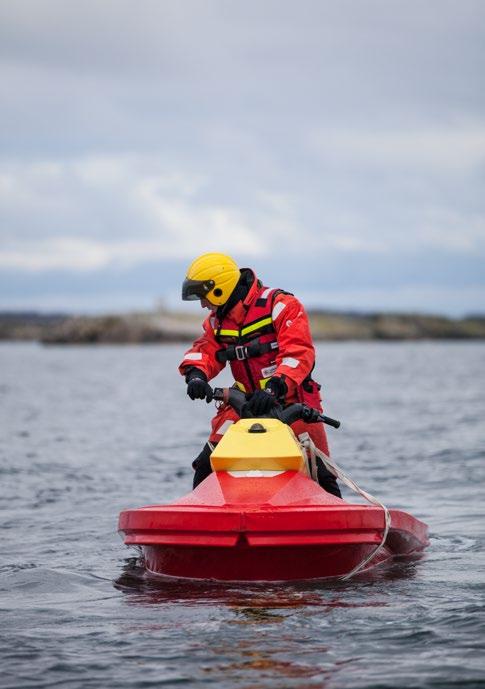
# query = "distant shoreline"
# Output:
<box><xmin>1</xmin><ymin>309</ymin><xmax>484</xmax><ymax>343</ymax></box>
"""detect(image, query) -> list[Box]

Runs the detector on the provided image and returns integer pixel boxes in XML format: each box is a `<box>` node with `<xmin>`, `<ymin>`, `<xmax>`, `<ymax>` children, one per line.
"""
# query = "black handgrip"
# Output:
<box><xmin>319</xmin><ymin>414</ymin><xmax>341</xmax><ymax>429</ymax></box>
<box><xmin>211</xmin><ymin>388</ymin><xmax>341</xmax><ymax>428</ymax></box>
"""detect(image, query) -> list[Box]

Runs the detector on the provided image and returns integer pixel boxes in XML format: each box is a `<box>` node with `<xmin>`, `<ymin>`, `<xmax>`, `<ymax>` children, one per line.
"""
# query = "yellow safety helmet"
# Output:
<box><xmin>182</xmin><ymin>253</ymin><xmax>240</xmax><ymax>306</ymax></box>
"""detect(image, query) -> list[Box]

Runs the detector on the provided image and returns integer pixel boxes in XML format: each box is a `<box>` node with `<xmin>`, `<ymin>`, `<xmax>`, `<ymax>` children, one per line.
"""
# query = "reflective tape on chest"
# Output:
<box><xmin>240</xmin><ymin>316</ymin><xmax>274</xmax><ymax>338</ymax></box>
<box><xmin>214</xmin><ymin>328</ymin><xmax>239</xmax><ymax>338</ymax></box>
<box><xmin>213</xmin><ymin>286</ymin><xmax>279</xmax><ymax>342</ymax></box>
<box><xmin>214</xmin><ymin>317</ymin><xmax>275</xmax><ymax>341</ymax></box>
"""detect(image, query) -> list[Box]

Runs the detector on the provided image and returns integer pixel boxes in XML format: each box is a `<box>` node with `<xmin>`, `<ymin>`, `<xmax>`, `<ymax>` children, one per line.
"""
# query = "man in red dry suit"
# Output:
<box><xmin>179</xmin><ymin>252</ymin><xmax>341</xmax><ymax>497</ymax></box>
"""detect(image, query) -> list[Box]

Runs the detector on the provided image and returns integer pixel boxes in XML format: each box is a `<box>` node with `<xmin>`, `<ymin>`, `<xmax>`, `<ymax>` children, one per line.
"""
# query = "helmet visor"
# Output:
<box><xmin>182</xmin><ymin>278</ymin><xmax>215</xmax><ymax>301</ymax></box>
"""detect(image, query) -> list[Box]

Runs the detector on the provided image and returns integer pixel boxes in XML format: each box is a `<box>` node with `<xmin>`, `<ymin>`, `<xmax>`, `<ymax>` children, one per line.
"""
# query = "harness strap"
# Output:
<box><xmin>216</xmin><ymin>339</ymin><xmax>278</xmax><ymax>363</ymax></box>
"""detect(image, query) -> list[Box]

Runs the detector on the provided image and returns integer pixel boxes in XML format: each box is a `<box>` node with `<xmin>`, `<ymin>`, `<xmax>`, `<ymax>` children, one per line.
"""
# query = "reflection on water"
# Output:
<box><xmin>113</xmin><ymin>555</ymin><xmax>423</xmax><ymax>613</ymax></box>
<box><xmin>112</xmin><ymin>556</ymin><xmax>429</xmax><ymax>688</ymax></box>
<box><xmin>114</xmin><ymin>560</ymin><xmax>369</xmax><ymax>688</ymax></box>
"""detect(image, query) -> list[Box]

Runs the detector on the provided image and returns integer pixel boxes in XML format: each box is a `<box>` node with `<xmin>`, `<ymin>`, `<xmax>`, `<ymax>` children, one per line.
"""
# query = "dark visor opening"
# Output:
<box><xmin>182</xmin><ymin>278</ymin><xmax>215</xmax><ymax>301</ymax></box>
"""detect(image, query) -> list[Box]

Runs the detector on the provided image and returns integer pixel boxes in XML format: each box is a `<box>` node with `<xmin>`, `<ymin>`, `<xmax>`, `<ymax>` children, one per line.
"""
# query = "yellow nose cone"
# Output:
<box><xmin>210</xmin><ymin>418</ymin><xmax>306</xmax><ymax>472</ymax></box>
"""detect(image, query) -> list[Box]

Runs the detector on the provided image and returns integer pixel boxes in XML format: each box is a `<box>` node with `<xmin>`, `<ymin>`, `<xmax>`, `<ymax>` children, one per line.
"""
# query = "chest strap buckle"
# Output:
<box><xmin>235</xmin><ymin>344</ymin><xmax>247</xmax><ymax>360</ymax></box>
<box><xmin>215</xmin><ymin>339</ymin><xmax>279</xmax><ymax>363</ymax></box>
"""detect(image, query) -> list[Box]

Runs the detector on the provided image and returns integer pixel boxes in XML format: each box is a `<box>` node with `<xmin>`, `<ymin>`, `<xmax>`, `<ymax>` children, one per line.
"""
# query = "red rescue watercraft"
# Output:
<box><xmin>118</xmin><ymin>389</ymin><xmax>428</xmax><ymax>581</ymax></box>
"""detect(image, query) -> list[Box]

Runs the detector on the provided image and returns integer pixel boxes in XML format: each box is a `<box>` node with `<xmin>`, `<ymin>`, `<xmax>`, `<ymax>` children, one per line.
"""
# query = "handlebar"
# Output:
<box><xmin>212</xmin><ymin>387</ymin><xmax>340</xmax><ymax>429</ymax></box>
<box><xmin>319</xmin><ymin>414</ymin><xmax>341</xmax><ymax>429</ymax></box>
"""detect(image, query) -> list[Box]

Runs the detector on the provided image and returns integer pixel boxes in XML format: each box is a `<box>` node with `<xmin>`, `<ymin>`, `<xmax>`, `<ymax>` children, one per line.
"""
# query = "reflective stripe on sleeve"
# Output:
<box><xmin>184</xmin><ymin>352</ymin><xmax>203</xmax><ymax>361</ymax></box>
<box><xmin>215</xmin><ymin>420</ymin><xmax>234</xmax><ymax>436</ymax></box>
<box><xmin>272</xmin><ymin>302</ymin><xmax>286</xmax><ymax>321</ymax></box>
<box><xmin>282</xmin><ymin>357</ymin><xmax>299</xmax><ymax>368</ymax></box>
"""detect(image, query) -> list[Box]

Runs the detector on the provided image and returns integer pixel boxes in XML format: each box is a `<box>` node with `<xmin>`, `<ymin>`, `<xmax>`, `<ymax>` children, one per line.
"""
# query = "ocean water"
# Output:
<box><xmin>1</xmin><ymin>341</ymin><xmax>484</xmax><ymax>689</ymax></box>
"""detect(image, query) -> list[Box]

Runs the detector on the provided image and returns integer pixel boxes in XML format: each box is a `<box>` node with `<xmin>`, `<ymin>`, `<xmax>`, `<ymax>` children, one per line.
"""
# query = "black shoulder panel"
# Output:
<box><xmin>271</xmin><ymin>289</ymin><xmax>293</xmax><ymax>304</ymax></box>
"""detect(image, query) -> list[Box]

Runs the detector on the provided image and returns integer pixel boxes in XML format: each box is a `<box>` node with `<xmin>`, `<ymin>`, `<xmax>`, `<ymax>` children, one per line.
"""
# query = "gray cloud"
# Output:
<box><xmin>0</xmin><ymin>0</ymin><xmax>484</xmax><ymax>314</ymax></box>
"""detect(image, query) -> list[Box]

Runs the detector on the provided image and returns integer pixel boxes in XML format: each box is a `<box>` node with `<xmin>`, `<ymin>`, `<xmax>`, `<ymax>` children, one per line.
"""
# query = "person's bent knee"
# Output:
<box><xmin>316</xmin><ymin>457</ymin><xmax>342</xmax><ymax>498</ymax></box>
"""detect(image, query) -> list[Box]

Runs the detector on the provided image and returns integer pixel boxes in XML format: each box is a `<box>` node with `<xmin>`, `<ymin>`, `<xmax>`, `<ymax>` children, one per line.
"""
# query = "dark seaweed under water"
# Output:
<box><xmin>1</xmin><ymin>341</ymin><xmax>484</xmax><ymax>689</ymax></box>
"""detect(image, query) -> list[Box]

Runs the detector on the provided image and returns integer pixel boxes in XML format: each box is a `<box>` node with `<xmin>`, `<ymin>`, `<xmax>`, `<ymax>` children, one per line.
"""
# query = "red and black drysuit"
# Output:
<box><xmin>179</xmin><ymin>269</ymin><xmax>340</xmax><ymax>496</ymax></box>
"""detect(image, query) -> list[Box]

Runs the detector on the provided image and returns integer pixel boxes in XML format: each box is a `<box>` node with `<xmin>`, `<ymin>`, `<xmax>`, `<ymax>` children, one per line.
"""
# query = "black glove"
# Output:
<box><xmin>265</xmin><ymin>376</ymin><xmax>288</xmax><ymax>401</ymax></box>
<box><xmin>185</xmin><ymin>369</ymin><xmax>213</xmax><ymax>403</ymax></box>
<box><xmin>246</xmin><ymin>389</ymin><xmax>278</xmax><ymax>416</ymax></box>
<box><xmin>246</xmin><ymin>376</ymin><xmax>288</xmax><ymax>416</ymax></box>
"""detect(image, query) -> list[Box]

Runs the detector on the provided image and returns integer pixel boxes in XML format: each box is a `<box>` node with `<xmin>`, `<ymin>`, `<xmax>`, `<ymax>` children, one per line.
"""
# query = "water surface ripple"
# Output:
<box><xmin>1</xmin><ymin>342</ymin><xmax>484</xmax><ymax>688</ymax></box>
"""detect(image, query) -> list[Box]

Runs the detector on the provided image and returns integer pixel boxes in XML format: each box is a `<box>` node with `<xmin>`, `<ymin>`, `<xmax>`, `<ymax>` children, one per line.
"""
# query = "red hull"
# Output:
<box><xmin>118</xmin><ymin>471</ymin><xmax>428</xmax><ymax>581</ymax></box>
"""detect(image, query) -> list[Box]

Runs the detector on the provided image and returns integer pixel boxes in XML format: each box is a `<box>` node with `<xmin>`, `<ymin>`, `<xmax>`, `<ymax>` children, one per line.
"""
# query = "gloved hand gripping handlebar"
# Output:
<box><xmin>212</xmin><ymin>387</ymin><xmax>340</xmax><ymax>428</ymax></box>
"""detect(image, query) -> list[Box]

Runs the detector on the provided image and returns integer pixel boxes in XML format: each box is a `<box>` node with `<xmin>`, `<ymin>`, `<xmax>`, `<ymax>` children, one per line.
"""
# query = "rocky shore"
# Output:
<box><xmin>1</xmin><ymin>309</ymin><xmax>484</xmax><ymax>343</ymax></box>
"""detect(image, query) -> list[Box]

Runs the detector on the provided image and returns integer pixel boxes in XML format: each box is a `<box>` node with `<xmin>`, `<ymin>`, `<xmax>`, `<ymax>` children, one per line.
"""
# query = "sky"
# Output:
<box><xmin>0</xmin><ymin>0</ymin><xmax>484</xmax><ymax>316</ymax></box>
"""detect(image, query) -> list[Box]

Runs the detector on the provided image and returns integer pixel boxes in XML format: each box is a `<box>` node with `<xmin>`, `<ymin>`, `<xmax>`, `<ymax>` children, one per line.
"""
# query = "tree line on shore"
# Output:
<box><xmin>1</xmin><ymin>309</ymin><xmax>484</xmax><ymax>343</ymax></box>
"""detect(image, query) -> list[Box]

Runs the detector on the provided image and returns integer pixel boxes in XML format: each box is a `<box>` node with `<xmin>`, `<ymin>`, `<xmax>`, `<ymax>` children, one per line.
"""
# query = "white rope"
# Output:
<box><xmin>299</xmin><ymin>432</ymin><xmax>391</xmax><ymax>580</ymax></box>
<box><xmin>306</xmin><ymin>435</ymin><xmax>318</xmax><ymax>482</ymax></box>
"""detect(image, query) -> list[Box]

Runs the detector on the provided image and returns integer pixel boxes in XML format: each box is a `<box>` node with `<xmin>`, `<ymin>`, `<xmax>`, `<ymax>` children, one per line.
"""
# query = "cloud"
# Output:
<box><xmin>0</xmin><ymin>1</ymin><xmax>484</xmax><ymax>314</ymax></box>
<box><xmin>0</xmin><ymin>155</ymin><xmax>299</xmax><ymax>270</ymax></box>
<box><xmin>0</xmin><ymin>234</ymin><xmax>259</xmax><ymax>271</ymax></box>
<box><xmin>419</xmin><ymin>208</ymin><xmax>485</xmax><ymax>253</ymax></box>
<box><xmin>309</xmin><ymin>123</ymin><xmax>485</xmax><ymax>173</ymax></box>
<box><xmin>1</xmin><ymin>144</ymin><xmax>484</xmax><ymax>276</ymax></box>
<box><xmin>298</xmin><ymin>284</ymin><xmax>485</xmax><ymax>317</ymax></box>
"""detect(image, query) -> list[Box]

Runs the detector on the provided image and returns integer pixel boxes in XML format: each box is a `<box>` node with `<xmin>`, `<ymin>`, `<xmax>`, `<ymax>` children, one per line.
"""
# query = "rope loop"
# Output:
<box><xmin>299</xmin><ymin>433</ymin><xmax>391</xmax><ymax>580</ymax></box>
